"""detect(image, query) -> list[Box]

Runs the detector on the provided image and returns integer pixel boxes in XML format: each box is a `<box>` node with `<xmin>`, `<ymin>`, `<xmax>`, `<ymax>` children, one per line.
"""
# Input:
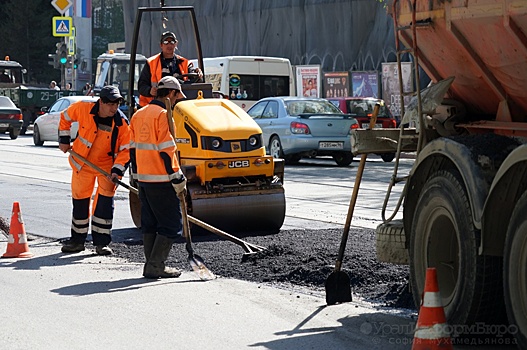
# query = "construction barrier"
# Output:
<box><xmin>2</xmin><ymin>202</ymin><xmax>33</xmax><ymax>258</ymax></box>
<box><xmin>412</xmin><ymin>267</ymin><xmax>453</xmax><ymax>350</ymax></box>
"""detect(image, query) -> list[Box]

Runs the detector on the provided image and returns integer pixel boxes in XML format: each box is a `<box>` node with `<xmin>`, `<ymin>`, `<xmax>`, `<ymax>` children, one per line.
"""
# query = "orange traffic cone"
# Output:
<box><xmin>412</xmin><ymin>267</ymin><xmax>453</xmax><ymax>350</ymax></box>
<box><xmin>2</xmin><ymin>202</ymin><xmax>33</xmax><ymax>258</ymax></box>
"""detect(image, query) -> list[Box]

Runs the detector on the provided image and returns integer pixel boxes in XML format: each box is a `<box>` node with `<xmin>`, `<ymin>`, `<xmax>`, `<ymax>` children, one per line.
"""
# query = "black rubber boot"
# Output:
<box><xmin>142</xmin><ymin>233</ymin><xmax>156</xmax><ymax>277</ymax></box>
<box><xmin>143</xmin><ymin>235</ymin><xmax>182</xmax><ymax>279</ymax></box>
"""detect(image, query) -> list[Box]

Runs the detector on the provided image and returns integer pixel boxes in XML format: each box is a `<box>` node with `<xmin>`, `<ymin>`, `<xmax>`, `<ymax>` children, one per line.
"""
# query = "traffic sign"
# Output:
<box><xmin>51</xmin><ymin>0</ymin><xmax>72</xmax><ymax>15</ymax></box>
<box><xmin>52</xmin><ymin>16</ymin><xmax>73</xmax><ymax>37</ymax></box>
<box><xmin>68</xmin><ymin>27</ymin><xmax>76</xmax><ymax>55</ymax></box>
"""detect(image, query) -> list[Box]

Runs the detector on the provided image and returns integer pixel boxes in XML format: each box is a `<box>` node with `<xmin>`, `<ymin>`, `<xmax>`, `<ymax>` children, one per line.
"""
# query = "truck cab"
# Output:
<box><xmin>0</xmin><ymin>57</ymin><xmax>25</xmax><ymax>85</ymax></box>
<box><xmin>93</xmin><ymin>51</ymin><xmax>147</xmax><ymax>110</ymax></box>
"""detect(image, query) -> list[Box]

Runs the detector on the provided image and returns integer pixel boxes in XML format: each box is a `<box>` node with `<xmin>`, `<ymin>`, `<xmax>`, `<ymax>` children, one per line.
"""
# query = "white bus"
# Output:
<box><xmin>191</xmin><ymin>56</ymin><xmax>294</xmax><ymax>111</ymax></box>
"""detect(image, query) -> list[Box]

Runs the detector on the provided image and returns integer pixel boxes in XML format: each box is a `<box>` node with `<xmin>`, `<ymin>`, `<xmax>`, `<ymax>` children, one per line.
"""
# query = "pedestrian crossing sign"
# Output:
<box><xmin>52</xmin><ymin>16</ymin><xmax>72</xmax><ymax>37</ymax></box>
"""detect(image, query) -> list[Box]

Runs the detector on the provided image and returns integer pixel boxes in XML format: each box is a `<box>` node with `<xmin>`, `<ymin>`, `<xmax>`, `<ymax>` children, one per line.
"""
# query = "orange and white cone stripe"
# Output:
<box><xmin>2</xmin><ymin>202</ymin><xmax>33</xmax><ymax>258</ymax></box>
<box><xmin>412</xmin><ymin>268</ymin><xmax>453</xmax><ymax>350</ymax></box>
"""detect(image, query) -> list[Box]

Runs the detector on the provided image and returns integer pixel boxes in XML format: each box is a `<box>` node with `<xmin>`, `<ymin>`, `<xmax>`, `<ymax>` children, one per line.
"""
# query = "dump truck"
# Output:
<box><xmin>126</xmin><ymin>5</ymin><xmax>286</xmax><ymax>233</ymax></box>
<box><xmin>0</xmin><ymin>57</ymin><xmax>80</xmax><ymax>134</ymax></box>
<box><xmin>352</xmin><ymin>0</ymin><xmax>527</xmax><ymax>345</ymax></box>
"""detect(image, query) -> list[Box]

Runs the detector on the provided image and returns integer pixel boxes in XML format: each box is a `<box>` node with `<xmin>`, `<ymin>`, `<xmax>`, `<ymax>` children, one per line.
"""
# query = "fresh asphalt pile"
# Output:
<box><xmin>111</xmin><ymin>226</ymin><xmax>415</xmax><ymax>311</ymax></box>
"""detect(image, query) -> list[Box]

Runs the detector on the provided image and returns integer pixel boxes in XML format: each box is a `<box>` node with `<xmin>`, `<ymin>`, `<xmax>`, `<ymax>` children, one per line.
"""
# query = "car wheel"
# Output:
<box><xmin>284</xmin><ymin>154</ymin><xmax>301</xmax><ymax>165</ymax></box>
<box><xmin>333</xmin><ymin>152</ymin><xmax>353</xmax><ymax>167</ymax></box>
<box><xmin>33</xmin><ymin>125</ymin><xmax>44</xmax><ymax>146</ymax></box>
<box><xmin>380</xmin><ymin>153</ymin><xmax>395</xmax><ymax>162</ymax></box>
<box><xmin>9</xmin><ymin>128</ymin><xmax>19</xmax><ymax>140</ymax></box>
<box><xmin>269</xmin><ymin>136</ymin><xmax>284</xmax><ymax>159</ymax></box>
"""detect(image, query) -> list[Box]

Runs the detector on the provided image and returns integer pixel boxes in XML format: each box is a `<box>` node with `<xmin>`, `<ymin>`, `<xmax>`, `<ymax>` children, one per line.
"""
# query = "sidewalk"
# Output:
<box><xmin>0</xmin><ymin>236</ymin><xmax>414</xmax><ymax>350</ymax></box>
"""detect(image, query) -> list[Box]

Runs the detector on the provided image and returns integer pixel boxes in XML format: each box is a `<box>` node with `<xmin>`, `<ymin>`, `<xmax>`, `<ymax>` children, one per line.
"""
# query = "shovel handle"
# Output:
<box><xmin>334</xmin><ymin>104</ymin><xmax>380</xmax><ymax>271</ymax></box>
<box><xmin>67</xmin><ymin>149</ymin><xmax>139</xmax><ymax>195</ymax></box>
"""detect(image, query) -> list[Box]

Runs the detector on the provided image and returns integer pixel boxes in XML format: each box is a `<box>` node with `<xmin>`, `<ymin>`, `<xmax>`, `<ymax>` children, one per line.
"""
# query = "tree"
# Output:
<box><xmin>92</xmin><ymin>0</ymin><xmax>125</xmax><ymax>59</ymax></box>
<box><xmin>0</xmin><ymin>0</ymin><xmax>59</xmax><ymax>85</ymax></box>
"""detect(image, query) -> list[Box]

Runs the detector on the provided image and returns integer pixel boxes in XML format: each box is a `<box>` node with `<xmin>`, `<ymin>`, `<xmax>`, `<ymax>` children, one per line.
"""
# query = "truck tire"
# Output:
<box><xmin>410</xmin><ymin>169</ymin><xmax>503</xmax><ymax>330</ymax></box>
<box><xmin>504</xmin><ymin>190</ymin><xmax>527</xmax><ymax>348</ymax></box>
<box><xmin>376</xmin><ymin>220</ymin><xmax>408</xmax><ymax>265</ymax></box>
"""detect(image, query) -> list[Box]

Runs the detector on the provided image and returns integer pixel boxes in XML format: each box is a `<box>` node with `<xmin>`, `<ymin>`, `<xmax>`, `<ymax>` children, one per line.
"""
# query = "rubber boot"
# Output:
<box><xmin>142</xmin><ymin>233</ymin><xmax>156</xmax><ymax>277</ymax></box>
<box><xmin>143</xmin><ymin>234</ymin><xmax>182</xmax><ymax>279</ymax></box>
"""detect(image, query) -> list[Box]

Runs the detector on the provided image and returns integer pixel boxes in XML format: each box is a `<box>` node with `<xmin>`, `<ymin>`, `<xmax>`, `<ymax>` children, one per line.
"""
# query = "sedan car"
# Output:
<box><xmin>33</xmin><ymin>95</ymin><xmax>99</xmax><ymax>146</ymax></box>
<box><xmin>327</xmin><ymin>97</ymin><xmax>398</xmax><ymax>162</ymax></box>
<box><xmin>0</xmin><ymin>96</ymin><xmax>22</xmax><ymax>140</ymax></box>
<box><xmin>247</xmin><ymin>97</ymin><xmax>358</xmax><ymax>166</ymax></box>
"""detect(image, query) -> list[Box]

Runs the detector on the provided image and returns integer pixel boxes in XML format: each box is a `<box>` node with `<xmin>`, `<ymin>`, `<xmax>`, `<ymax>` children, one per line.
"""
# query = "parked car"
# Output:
<box><xmin>247</xmin><ymin>97</ymin><xmax>358</xmax><ymax>166</ymax></box>
<box><xmin>0</xmin><ymin>96</ymin><xmax>22</xmax><ymax>140</ymax></box>
<box><xmin>327</xmin><ymin>97</ymin><xmax>398</xmax><ymax>162</ymax></box>
<box><xmin>33</xmin><ymin>95</ymin><xmax>99</xmax><ymax>146</ymax></box>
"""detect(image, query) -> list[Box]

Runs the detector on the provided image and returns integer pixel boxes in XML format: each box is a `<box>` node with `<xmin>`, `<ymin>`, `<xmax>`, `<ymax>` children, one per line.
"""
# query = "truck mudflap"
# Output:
<box><xmin>188</xmin><ymin>183</ymin><xmax>285</xmax><ymax>233</ymax></box>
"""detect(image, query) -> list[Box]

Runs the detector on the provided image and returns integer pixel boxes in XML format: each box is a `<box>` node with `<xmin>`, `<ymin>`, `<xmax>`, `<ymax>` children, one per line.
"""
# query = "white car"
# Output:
<box><xmin>33</xmin><ymin>96</ymin><xmax>99</xmax><ymax>146</ymax></box>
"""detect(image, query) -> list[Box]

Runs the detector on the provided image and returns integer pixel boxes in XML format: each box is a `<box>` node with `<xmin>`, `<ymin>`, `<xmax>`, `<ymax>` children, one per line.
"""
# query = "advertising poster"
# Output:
<box><xmin>351</xmin><ymin>71</ymin><xmax>379</xmax><ymax>98</ymax></box>
<box><xmin>381</xmin><ymin>62</ymin><xmax>413</xmax><ymax>118</ymax></box>
<box><xmin>323</xmin><ymin>71</ymin><xmax>349</xmax><ymax>98</ymax></box>
<box><xmin>295</xmin><ymin>65</ymin><xmax>321</xmax><ymax>98</ymax></box>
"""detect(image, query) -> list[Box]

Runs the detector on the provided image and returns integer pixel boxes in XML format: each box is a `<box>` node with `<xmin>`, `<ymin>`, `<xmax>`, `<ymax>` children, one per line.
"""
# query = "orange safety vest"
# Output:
<box><xmin>59</xmin><ymin>101</ymin><xmax>131</xmax><ymax>173</ymax></box>
<box><xmin>130</xmin><ymin>102</ymin><xmax>182</xmax><ymax>183</ymax></box>
<box><xmin>139</xmin><ymin>53</ymin><xmax>189</xmax><ymax>107</ymax></box>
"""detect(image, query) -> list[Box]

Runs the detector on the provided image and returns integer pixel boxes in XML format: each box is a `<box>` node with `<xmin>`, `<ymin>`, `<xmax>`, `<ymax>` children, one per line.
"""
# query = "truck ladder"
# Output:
<box><xmin>381</xmin><ymin>0</ymin><xmax>427</xmax><ymax>222</ymax></box>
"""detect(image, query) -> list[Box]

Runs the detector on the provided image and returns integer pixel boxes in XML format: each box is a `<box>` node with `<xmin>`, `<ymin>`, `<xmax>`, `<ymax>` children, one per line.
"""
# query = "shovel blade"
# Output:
<box><xmin>325</xmin><ymin>271</ymin><xmax>352</xmax><ymax>305</ymax></box>
<box><xmin>189</xmin><ymin>254</ymin><xmax>215</xmax><ymax>281</ymax></box>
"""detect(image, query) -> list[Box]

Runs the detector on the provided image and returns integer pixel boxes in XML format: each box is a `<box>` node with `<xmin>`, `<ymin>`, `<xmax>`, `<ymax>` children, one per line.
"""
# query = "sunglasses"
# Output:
<box><xmin>162</xmin><ymin>40</ymin><xmax>177</xmax><ymax>45</ymax></box>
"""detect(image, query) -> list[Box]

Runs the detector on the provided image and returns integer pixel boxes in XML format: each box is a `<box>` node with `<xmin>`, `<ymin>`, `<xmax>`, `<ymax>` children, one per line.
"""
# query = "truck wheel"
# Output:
<box><xmin>380</xmin><ymin>153</ymin><xmax>395</xmax><ymax>162</ymax></box>
<box><xmin>504</xmin><ymin>190</ymin><xmax>527</xmax><ymax>348</ymax></box>
<box><xmin>33</xmin><ymin>125</ymin><xmax>44</xmax><ymax>146</ymax></box>
<box><xmin>410</xmin><ymin>170</ymin><xmax>503</xmax><ymax>329</ymax></box>
<box><xmin>333</xmin><ymin>152</ymin><xmax>353</xmax><ymax>167</ymax></box>
<box><xmin>9</xmin><ymin>128</ymin><xmax>19</xmax><ymax>140</ymax></box>
<box><xmin>269</xmin><ymin>136</ymin><xmax>284</xmax><ymax>159</ymax></box>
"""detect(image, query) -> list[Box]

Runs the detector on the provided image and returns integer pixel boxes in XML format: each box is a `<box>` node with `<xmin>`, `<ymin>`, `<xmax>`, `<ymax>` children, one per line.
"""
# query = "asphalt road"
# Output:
<box><xmin>0</xmin><ymin>134</ymin><xmax>514</xmax><ymax>349</ymax></box>
<box><xmin>0</xmin><ymin>134</ymin><xmax>410</xmax><ymax>240</ymax></box>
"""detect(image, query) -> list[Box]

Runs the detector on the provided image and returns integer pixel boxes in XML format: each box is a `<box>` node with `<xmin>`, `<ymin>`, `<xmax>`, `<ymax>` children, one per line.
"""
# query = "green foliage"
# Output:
<box><xmin>92</xmin><ymin>0</ymin><xmax>125</xmax><ymax>59</ymax></box>
<box><xmin>0</xmin><ymin>0</ymin><xmax>125</xmax><ymax>85</ymax></box>
<box><xmin>0</xmin><ymin>0</ymin><xmax>59</xmax><ymax>85</ymax></box>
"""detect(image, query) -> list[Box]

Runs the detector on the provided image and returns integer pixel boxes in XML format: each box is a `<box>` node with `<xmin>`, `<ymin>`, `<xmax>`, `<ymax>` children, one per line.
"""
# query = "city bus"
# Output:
<box><xmin>190</xmin><ymin>56</ymin><xmax>294</xmax><ymax>111</ymax></box>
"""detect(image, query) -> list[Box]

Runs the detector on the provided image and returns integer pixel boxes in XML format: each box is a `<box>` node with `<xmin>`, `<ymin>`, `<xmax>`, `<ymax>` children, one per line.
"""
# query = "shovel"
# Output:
<box><xmin>165</xmin><ymin>97</ymin><xmax>214</xmax><ymax>281</ymax></box>
<box><xmin>325</xmin><ymin>104</ymin><xmax>380</xmax><ymax>305</ymax></box>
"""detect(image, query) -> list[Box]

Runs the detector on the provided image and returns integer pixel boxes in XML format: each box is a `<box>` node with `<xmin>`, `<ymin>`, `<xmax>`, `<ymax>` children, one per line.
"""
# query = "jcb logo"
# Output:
<box><xmin>228</xmin><ymin>160</ymin><xmax>250</xmax><ymax>168</ymax></box>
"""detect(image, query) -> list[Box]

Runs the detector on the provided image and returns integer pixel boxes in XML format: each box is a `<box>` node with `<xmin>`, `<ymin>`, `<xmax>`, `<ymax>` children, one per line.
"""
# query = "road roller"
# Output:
<box><xmin>126</xmin><ymin>5</ymin><xmax>285</xmax><ymax>233</ymax></box>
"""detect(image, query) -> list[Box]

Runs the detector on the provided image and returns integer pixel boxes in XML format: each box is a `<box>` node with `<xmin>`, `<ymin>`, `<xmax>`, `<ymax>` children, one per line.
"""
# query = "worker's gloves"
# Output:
<box><xmin>171</xmin><ymin>175</ymin><xmax>187</xmax><ymax>196</ymax></box>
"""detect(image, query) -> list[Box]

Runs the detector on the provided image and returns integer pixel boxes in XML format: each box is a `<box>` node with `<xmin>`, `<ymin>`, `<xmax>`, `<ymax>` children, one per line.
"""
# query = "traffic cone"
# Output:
<box><xmin>2</xmin><ymin>202</ymin><xmax>33</xmax><ymax>258</ymax></box>
<box><xmin>412</xmin><ymin>267</ymin><xmax>453</xmax><ymax>350</ymax></box>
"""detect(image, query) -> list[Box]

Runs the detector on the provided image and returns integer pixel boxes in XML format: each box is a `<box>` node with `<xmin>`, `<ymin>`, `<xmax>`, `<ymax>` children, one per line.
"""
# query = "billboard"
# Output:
<box><xmin>296</xmin><ymin>65</ymin><xmax>321</xmax><ymax>98</ymax></box>
<box><xmin>382</xmin><ymin>62</ymin><xmax>413</xmax><ymax>118</ymax></box>
<box><xmin>323</xmin><ymin>71</ymin><xmax>349</xmax><ymax>98</ymax></box>
<box><xmin>351</xmin><ymin>71</ymin><xmax>379</xmax><ymax>98</ymax></box>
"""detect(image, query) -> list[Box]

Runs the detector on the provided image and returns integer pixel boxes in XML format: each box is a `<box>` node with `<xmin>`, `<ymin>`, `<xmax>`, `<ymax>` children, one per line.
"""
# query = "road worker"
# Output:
<box><xmin>130</xmin><ymin>76</ymin><xmax>187</xmax><ymax>278</ymax></box>
<box><xmin>58</xmin><ymin>86</ymin><xmax>131</xmax><ymax>255</ymax></box>
<box><xmin>137</xmin><ymin>30</ymin><xmax>202</xmax><ymax>107</ymax></box>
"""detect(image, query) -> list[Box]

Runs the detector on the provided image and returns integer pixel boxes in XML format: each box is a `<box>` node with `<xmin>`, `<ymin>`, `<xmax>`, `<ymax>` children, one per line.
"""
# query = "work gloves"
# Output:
<box><xmin>172</xmin><ymin>175</ymin><xmax>187</xmax><ymax>196</ymax></box>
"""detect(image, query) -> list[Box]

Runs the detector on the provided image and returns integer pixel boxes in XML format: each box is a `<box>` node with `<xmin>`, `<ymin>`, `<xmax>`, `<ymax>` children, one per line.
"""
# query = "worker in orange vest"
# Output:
<box><xmin>137</xmin><ymin>30</ymin><xmax>202</xmax><ymax>108</ymax></box>
<box><xmin>130</xmin><ymin>76</ymin><xmax>187</xmax><ymax>278</ymax></box>
<box><xmin>58</xmin><ymin>86</ymin><xmax>131</xmax><ymax>255</ymax></box>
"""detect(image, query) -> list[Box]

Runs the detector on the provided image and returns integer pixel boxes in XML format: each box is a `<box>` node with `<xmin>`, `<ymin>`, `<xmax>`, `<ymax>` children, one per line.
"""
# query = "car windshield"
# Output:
<box><xmin>285</xmin><ymin>100</ymin><xmax>342</xmax><ymax>115</ymax></box>
<box><xmin>346</xmin><ymin>99</ymin><xmax>392</xmax><ymax>118</ymax></box>
<box><xmin>0</xmin><ymin>96</ymin><xmax>16</xmax><ymax>108</ymax></box>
